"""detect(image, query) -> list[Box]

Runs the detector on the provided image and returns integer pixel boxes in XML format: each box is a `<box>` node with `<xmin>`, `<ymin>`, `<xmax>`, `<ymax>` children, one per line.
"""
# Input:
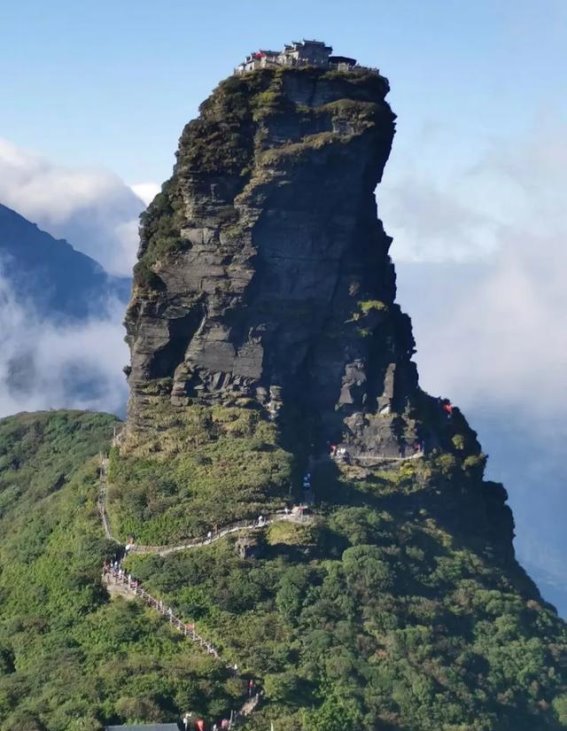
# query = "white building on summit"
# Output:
<box><xmin>235</xmin><ymin>40</ymin><xmax>358</xmax><ymax>74</ymax></box>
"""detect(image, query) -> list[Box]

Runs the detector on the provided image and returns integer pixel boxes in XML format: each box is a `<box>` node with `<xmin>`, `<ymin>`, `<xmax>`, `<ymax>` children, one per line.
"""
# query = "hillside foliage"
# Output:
<box><xmin>0</xmin><ymin>412</ymin><xmax>246</xmax><ymax>731</ymax></box>
<box><xmin>0</xmin><ymin>411</ymin><xmax>565</xmax><ymax>730</ymax></box>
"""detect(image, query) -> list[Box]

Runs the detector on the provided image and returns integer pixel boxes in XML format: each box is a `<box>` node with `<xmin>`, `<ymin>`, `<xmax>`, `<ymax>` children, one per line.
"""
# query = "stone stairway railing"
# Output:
<box><xmin>97</xmin><ymin>458</ymin><xmax>119</xmax><ymax>544</ymax></box>
<box><xmin>97</xmin><ymin>450</ymin><xmax>310</xmax><ymax>727</ymax></box>
<box><xmin>105</xmin><ymin>566</ymin><xmax>220</xmax><ymax>657</ymax></box>
<box><xmin>130</xmin><ymin>511</ymin><xmax>310</xmax><ymax>556</ymax></box>
<box><xmin>351</xmin><ymin>450</ymin><xmax>424</xmax><ymax>466</ymax></box>
<box><xmin>104</xmin><ymin>566</ymin><xmax>260</xmax><ymax>726</ymax></box>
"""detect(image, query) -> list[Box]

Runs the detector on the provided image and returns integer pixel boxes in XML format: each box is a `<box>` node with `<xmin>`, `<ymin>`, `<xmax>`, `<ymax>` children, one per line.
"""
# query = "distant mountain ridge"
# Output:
<box><xmin>0</xmin><ymin>202</ymin><xmax>130</xmax><ymax>414</ymax></box>
<box><xmin>0</xmin><ymin>202</ymin><xmax>130</xmax><ymax>320</ymax></box>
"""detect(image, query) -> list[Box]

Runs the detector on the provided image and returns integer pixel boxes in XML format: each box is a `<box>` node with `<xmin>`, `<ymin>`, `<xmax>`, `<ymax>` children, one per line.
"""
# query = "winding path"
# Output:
<box><xmin>103</xmin><ymin>568</ymin><xmax>260</xmax><ymax>723</ymax></box>
<box><xmin>98</xmin><ymin>457</ymin><xmax>311</xmax><ymax>556</ymax></box>
<box><xmin>97</xmin><ymin>441</ymin><xmax>417</xmax><ymax>725</ymax></box>
<box><xmin>97</xmin><ymin>453</ymin><xmax>311</xmax><ymax>726</ymax></box>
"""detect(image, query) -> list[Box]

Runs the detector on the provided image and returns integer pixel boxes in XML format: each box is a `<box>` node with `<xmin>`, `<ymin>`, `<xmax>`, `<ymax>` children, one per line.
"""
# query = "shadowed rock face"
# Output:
<box><xmin>125</xmin><ymin>66</ymin><xmax>426</xmax><ymax>459</ymax></box>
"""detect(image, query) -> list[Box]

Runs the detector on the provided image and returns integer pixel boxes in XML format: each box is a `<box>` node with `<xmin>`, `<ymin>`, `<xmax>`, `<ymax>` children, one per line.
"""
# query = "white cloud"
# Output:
<box><xmin>383</xmin><ymin>119</ymin><xmax>567</xmax><ymax>416</ymax></box>
<box><xmin>0</xmin><ymin>139</ymin><xmax>146</xmax><ymax>276</ymax></box>
<box><xmin>131</xmin><ymin>182</ymin><xmax>161</xmax><ymax>206</ymax></box>
<box><xmin>379</xmin><ymin>174</ymin><xmax>501</xmax><ymax>263</ymax></box>
<box><xmin>0</xmin><ymin>270</ymin><xmax>128</xmax><ymax>418</ymax></box>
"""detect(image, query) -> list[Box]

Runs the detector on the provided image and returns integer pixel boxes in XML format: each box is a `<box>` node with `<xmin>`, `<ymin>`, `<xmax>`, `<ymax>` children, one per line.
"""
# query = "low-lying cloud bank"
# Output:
<box><xmin>382</xmin><ymin>119</ymin><xmax>567</xmax><ymax>420</ymax></box>
<box><xmin>0</xmin><ymin>272</ymin><xmax>128</xmax><ymax>418</ymax></box>
<box><xmin>0</xmin><ymin>139</ymin><xmax>147</xmax><ymax>276</ymax></box>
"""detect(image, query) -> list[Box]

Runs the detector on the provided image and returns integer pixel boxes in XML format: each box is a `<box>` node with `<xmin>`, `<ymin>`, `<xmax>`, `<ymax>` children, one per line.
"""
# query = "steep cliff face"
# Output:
<box><xmin>120</xmin><ymin>64</ymin><xmax>515</xmax><ymax>551</ymax></box>
<box><xmin>127</xmin><ymin>67</ymin><xmax>446</xmax><ymax>462</ymax></box>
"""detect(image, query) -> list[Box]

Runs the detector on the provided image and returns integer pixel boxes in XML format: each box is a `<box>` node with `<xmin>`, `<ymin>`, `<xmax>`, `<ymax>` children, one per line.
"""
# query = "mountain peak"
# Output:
<box><xmin>122</xmin><ymin>63</ymin><xmax>495</xmax><ymax>534</ymax></box>
<box><xmin>101</xmin><ymin>60</ymin><xmax>567</xmax><ymax>730</ymax></box>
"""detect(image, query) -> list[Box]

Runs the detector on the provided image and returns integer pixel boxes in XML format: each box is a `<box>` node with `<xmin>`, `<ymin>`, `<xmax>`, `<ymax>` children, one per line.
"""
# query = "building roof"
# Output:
<box><xmin>105</xmin><ymin>726</ymin><xmax>179</xmax><ymax>731</ymax></box>
<box><xmin>329</xmin><ymin>55</ymin><xmax>357</xmax><ymax>65</ymax></box>
<box><xmin>288</xmin><ymin>39</ymin><xmax>333</xmax><ymax>52</ymax></box>
<box><xmin>297</xmin><ymin>39</ymin><xmax>330</xmax><ymax>47</ymax></box>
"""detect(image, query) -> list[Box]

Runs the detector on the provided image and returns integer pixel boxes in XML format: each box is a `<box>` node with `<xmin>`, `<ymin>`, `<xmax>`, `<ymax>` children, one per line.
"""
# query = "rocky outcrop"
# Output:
<box><xmin>124</xmin><ymin>66</ymin><xmax>433</xmax><ymax>460</ymax></box>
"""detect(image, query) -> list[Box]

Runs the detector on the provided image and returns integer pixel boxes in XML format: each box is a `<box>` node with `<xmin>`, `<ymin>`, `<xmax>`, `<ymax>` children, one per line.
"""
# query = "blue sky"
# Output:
<box><xmin>2</xmin><ymin>0</ymin><xmax>567</xmax><ymax>613</ymax></box>
<box><xmin>3</xmin><ymin>0</ymin><xmax>566</xmax><ymax>184</ymax></box>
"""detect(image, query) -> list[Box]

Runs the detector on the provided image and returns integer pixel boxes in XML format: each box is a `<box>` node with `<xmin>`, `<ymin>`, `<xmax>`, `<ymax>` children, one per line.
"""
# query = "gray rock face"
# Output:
<box><xmin>124</xmin><ymin>67</ymin><xmax>428</xmax><ymax>457</ymax></box>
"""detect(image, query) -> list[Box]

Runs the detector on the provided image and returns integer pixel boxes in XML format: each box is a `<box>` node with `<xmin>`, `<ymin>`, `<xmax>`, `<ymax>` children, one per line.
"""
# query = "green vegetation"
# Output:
<box><xmin>358</xmin><ymin>299</ymin><xmax>388</xmax><ymax>314</ymax></box>
<box><xmin>346</xmin><ymin>300</ymin><xmax>388</xmax><ymax>331</ymax></box>
<box><xmin>0</xmin><ymin>412</ymin><xmax>246</xmax><ymax>731</ymax></box>
<box><xmin>0</xmin><ymin>410</ymin><xmax>565</xmax><ymax>729</ymax></box>
<box><xmin>0</xmin><ymin>383</ymin><xmax>561</xmax><ymax>729</ymax></box>
<box><xmin>137</xmin><ymin>178</ymin><xmax>187</xmax><ymax>273</ymax></box>
<box><xmin>108</xmin><ymin>404</ymin><xmax>294</xmax><ymax>543</ymax></box>
<box><xmin>124</xmin><ymin>499</ymin><xmax>566</xmax><ymax>731</ymax></box>
<box><xmin>257</xmin><ymin>132</ymin><xmax>344</xmax><ymax>168</ymax></box>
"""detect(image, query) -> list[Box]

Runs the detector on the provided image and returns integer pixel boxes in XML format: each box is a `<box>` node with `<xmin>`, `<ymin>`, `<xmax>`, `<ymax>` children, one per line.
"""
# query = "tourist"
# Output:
<box><xmin>442</xmin><ymin>399</ymin><xmax>454</xmax><ymax>418</ymax></box>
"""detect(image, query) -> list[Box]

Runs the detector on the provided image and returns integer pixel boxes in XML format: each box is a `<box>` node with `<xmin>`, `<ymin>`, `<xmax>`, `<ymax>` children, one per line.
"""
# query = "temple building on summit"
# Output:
<box><xmin>235</xmin><ymin>39</ymin><xmax>358</xmax><ymax>74</ymax></box>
